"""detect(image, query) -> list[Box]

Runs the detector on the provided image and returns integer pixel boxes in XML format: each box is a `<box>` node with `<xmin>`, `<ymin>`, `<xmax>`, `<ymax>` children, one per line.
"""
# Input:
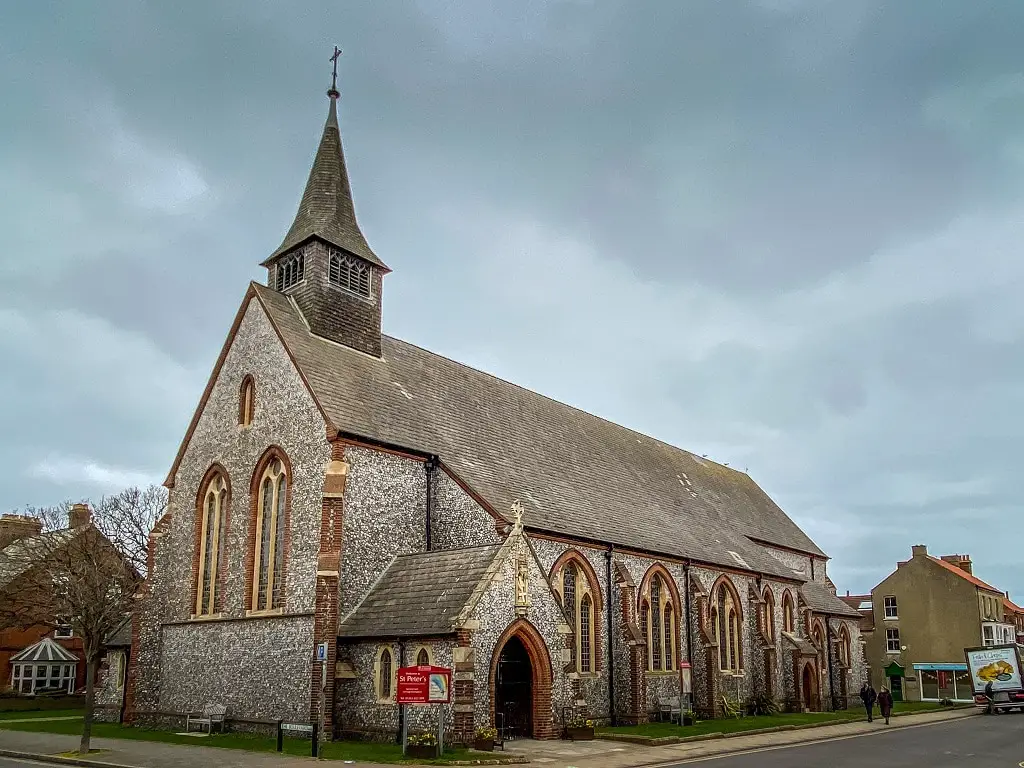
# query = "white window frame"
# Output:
<box><xmin>883</xmin><ymin>596</ymin><xmax>898</xmax><ymax>620</ymax></box>
<box><xmin>983</xmin><ymin>624</ymin><xmax>995</xmax><ymax>646</ymax></box>
<box><xmin>54</xmin><ymin>624</ymin><xmax>73</xmax><ymax>639</ymax></box>
<box><xmin>886</xmin><ymin>628</ymin><xmax>901</xmax><ymax>653</ymax></box>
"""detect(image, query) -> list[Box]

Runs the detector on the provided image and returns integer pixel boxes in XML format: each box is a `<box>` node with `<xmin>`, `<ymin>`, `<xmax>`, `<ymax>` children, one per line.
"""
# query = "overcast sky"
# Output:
<box><xmin>3</xmin><ymin>1</ymin><xmax>1024</xmax><ymax>598</ymax></box>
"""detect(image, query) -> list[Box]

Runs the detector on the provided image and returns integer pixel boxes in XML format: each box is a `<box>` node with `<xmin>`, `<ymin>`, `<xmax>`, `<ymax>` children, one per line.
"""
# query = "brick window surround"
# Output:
<box><xmin>489</xmin><ymin>619</ymin><xmax>555</xmax><ymax>739</ymax></box>
<box><xmin>245</xmin><ymin>446</ymin><xmax>293</xmax><ymax>612</ymax></box>
<box><xmin>549</xmin><ymin>550</ymin><xmax>603</xmax><ymax>673</ymax></box>
<box><xmin>637</xmin><ymin>563</ymin><xmax>681</xmax><ymax>672</ymax></box>
<box><xmin>192</xmin><ymin>464</ymin><xmax>231</xmax><ymax>617</ymax></box>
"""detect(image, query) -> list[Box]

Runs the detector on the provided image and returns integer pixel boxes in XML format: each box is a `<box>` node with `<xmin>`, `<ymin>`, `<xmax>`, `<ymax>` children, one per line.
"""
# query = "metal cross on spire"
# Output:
<box><xmin>328</xmin><ymin>46</ymin><xmax>342</xmax><ymax>97</ymax></box>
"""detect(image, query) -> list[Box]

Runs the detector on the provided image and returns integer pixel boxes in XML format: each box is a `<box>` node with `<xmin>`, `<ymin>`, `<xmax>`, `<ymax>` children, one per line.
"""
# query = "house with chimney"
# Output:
<box><xmin>0</xmin><ymin>504</ymin><xmax>94</xmax><ymax>694</ymax></box>
<box><xmin>863</xmin><ymin>545</ymin><xmax>1016</xmax><ymax>703</ymax></box>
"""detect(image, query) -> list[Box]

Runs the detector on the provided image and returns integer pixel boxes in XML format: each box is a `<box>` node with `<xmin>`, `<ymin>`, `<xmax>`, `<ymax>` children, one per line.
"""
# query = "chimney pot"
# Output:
<box><xmin>911</xmin><ymin>544</ymin><xmax>928</xmax><ymax>558</ymax></box>
<box><xmin>69</xmin><ymin>503</ymin><xmax>91</xmax><ymax>528</ymax></box>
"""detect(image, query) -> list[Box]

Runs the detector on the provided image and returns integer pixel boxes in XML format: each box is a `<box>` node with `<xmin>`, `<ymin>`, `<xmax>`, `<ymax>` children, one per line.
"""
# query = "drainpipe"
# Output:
<box><xmin>605</xmin><ymin>546</ymin><xmax>617</xmax><ymax>726</ymax></box>
<box><xmin>683</xmin><ymin>562</ymin><xmax>693</xmax><ymax>668</ymax></box>
<box><xmin>397</xmin><ymin>639</ymin><xmax>406</xmax><ymax>744</ymax></box>
<box><xmin>825</xmin><ymin>617</ymin><xmax>836</xmax><ymax>711</ymax></box>
<box><xmin>424</xmin><ymin>456</ymin><xmax>437</xmax><ymax>551</ymax></box>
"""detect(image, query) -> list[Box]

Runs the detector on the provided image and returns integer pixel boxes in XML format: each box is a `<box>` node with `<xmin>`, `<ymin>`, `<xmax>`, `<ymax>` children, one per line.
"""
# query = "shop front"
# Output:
<box><xmin>912</xmin><ymin>663</ymin><xmax>973</xmax><ymax>702</ymax></box>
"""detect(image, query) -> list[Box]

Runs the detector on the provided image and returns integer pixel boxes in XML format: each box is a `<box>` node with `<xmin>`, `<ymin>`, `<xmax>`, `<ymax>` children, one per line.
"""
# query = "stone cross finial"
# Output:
<box><xmin>511</xmin><ymin>500</ymin><xmax>524</xmax><ymax>530</ymax></box>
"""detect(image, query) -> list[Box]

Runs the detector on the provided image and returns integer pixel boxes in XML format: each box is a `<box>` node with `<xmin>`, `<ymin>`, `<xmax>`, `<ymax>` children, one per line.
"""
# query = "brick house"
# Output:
<box><xmin>122</xmin><ymin>77</ymin><xmax>864</xmax><ymax>739</ymax></box>
<box><xmin>0</xmin><ymin>506</ymin><xmax>94</xmax><ymax>694</ymax></box>
<box><xmin>864</xmin><ymin>545</ymin><xmax>1015</xmax><ymax>702</ymax></box>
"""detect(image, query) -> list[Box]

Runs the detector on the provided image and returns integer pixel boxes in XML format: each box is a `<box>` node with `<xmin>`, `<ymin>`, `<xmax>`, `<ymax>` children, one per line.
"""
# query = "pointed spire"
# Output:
<box><xmin>265</xmin><ymin>70</ymin><xmax>387</xmax><ymax>270</ymax></box>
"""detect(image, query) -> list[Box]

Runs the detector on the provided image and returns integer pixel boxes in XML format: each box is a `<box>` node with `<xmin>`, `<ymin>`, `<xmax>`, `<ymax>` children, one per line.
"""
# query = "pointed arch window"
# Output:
<box><xmin>783</xmin><ymin>592</ymin><xmax>795</xmax><ymax>633</ymax></box>
<box><xmin>580</xmin><ymin>595</ymin><xmax>593</xmax><ymax>673</ymax></box>
<box><xmin>554</xmin><ymin>555</ymin><xmax>599</xmax><ymax>675</ymax></box>
<box><xmin>762</xmin><ymin>589</ymin><xmax>776</xmax><ymax>642</ymax></box>
<box><xmin>195</xmin><ymin>470</ymin><xmax>228</xmax><ymax>616</ymax></box>
<box><xmin>328</xmin><ymin>249</ymin><xmax>373</xmax><ymax>298</ymax></box>
<box><xmin>276</xmin><ymin>251</ymin><xmax>305</xmax><ymax>291</ymax></box>
<box><xmin>239</xmin><ymin>376</ymin><xmax>255</xmax><ymax>427</ymax></box>
<box><xmin>250</xmin><ymin>455</ymin><xmax>288</xmax><ymax>612</ymax></box>
<box><xmin>713</xmin><ymin>579</ymin><xmax>743</xmax><ymax>672</ymax></box>
<box><xmin>641</xmin><ymin>570</ymin><xmax>678</xmax><ymax>672</ymax></box>
<box><xmin>376</xmin><ymin>646</ymin><xmax>394</xmax><ymax>702</ymax></box>
<box><xmin>416</xmin><ymin>647</ymin><xmax>430</xmax><ymax>667</ymax></box>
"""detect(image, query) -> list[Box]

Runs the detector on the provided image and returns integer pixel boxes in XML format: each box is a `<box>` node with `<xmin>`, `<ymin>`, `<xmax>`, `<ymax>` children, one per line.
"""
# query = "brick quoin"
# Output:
<box><xmin>489</xmin><ymin>619</ymin><xmax>555</xmax><ymax>740</ymax></box>
<box><xmin>312</xmin><ymin>442</ymin><xmax>346</xmax><ymax>734</ymax></box>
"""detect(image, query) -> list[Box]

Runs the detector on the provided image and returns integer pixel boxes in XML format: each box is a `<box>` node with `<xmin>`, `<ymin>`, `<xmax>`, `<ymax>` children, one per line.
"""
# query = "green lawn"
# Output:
<box><xmin>601</xmin><ymin>711</ymin><xmax>856</xmax><ymax>739</ymax></box>
<box><xmin>0</xmin><ymin>718</ymin><xmax>506</xmax><ymax>764</ymax></box>
<box><xmin>0</xmin><ymin>709</ymin><xmax>84</xmax><ymax>721</ymax></box>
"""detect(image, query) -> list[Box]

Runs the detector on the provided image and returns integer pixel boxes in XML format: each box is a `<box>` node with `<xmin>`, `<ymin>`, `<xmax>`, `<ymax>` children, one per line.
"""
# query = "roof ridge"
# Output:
<box><xmin>928</xmin><ymin>555</ymin><xmax>1002</xmax><ymax>593</ymax></box>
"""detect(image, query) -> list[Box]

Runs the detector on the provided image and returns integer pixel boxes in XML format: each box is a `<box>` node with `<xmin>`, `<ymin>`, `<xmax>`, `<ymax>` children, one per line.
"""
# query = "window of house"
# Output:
<box><xmin>886</xmin><ymin>628</ymin><xmax>901</xmax><ymax>653</ymax></box>
<box><xmin>883</xmin><ymin>596</ymin><xmax>898</xmax><ymax>619</ymax></box>
<box><xmin>983</xmin><ymin>625</ymin><xmax>994</xmax><ymax>645</ymax></box>
<box><xmin>54</xmin><ymin>621</ymin><xmax>73</xmax><ymax>639</ymax></box>
<box><xmin>713</xmin><ymin>579</ymin><xmax>743</xmax><ymax>672</ymax></box>
<box><xmin>239</xmin><ymin>376</ymin><xmax>255</xmax><ymax>427</ymax></box>
<box><xmin>251</xmin><ymin>455</ymin><xmax>287</xmax><ymax>612</ymax></box>
<box><xmin>375</xmin><ymin>647</ymin><xmax>394</xmax><ymax>702</ymax></box>
<box><xmin>195</xmin><ymin>471</ymin><xmax>228</xmax><ymax>616</ymax></box>
<box><xmin>640</xmin><ymin>570</ymin><xmax>678</xmax><ymax>673</ymax></box>
<box><xmin>555</xmin><ymin>555</ymin><xmax>599</xmax><ymax>675</ymax></box>
<box><xmin>10</xmin><ymin>662</ymin><xmax>75</xmax><ymax>694</ymax></box>
<box><xmin>276</xmin><ymin>251</ymin><xmax>305</xmax><ymax>290</ymax></box>
<box><xmin>328</xmin><ymin>249</ymin><xmax>373</xmax><ymax>298</ymax></box>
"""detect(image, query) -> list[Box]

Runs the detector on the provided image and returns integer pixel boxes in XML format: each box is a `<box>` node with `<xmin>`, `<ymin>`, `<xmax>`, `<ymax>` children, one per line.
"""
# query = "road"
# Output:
<box><xmin>670</xmin><ymin>713</ymin><xmax>1024</xmax><ymax>768</ymax></box>
<box><xmin>0</xmin><ymin>758</ymin><xmax>56</xmax><ymax>768</ymax></box>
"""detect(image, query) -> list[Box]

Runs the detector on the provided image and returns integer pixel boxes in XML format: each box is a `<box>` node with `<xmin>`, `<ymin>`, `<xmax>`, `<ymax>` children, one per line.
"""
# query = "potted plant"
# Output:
<box><xmin>474</xmin><ymin>726</ymin><xmax>498</xmax><ymax>751</ymax></box>
<box><xmin>407</xmin><ymin>732</ymin><xmax>439</xmax><ymax>759</ymax></box>
<box><xmin>566</xmin><ymin>717</ymin><xmax>595</xmax><ymax>741</ymax></box>
<box><xmin>681</xmin><ymin>710</ymin><xmax>695</xmax><ymax>726</ymax></box>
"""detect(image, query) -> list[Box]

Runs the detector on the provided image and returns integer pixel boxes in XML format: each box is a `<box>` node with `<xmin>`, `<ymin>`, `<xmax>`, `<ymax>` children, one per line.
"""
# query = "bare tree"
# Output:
<box><xmin>0</xmin><ymin>489</ymin><xmax>161</xmax><ymax>755</ymax></box>
<box><xmin>92</xmin><ymin>485</ymin><xmax>167</xmax><ymax>576</ymax></box>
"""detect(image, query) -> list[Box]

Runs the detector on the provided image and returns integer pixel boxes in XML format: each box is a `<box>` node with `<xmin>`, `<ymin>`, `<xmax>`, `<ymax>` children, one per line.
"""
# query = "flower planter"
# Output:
<box><xmin>473</xmin><ymin>738</ymin><xmax>495</xmax><ymax>752</ymax></box>
<box><xmin>682</xmin><ymin>714</ymin><xmax>694</xmax><ymax>726</ymax></box>
<box><xmin>567</xmin><ymin>726</ymin><xmax>595</xmax><ymax>741</ymax></box>
<box><xmin>406</xmin><ymin>745</ymin><xmax>440</xmax><ymax>759</ymax></box>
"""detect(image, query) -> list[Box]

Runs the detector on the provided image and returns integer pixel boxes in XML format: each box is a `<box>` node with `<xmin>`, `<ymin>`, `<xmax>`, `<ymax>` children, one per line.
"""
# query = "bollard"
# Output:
<box><xmin>311</xmin><ymin>718</ymin><xmax>319</xmax><ymax>758</ymax></box>
<box><xmin>276</xmin><ymin>720</ymin><xmax>283</xmax><ymax>752</ymax></box>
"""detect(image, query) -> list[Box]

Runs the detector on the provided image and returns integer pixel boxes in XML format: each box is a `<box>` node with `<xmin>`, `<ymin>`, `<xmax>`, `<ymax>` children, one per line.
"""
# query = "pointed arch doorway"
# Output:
<box><xmin>801</xmin><ymin>662</ymin><xmax>818</xmax><ymax>711</ymax></box>
<box><xmin>490</xmin><ymin>619</ymin><xmax>554</xmax><ymax>739</ymax></box>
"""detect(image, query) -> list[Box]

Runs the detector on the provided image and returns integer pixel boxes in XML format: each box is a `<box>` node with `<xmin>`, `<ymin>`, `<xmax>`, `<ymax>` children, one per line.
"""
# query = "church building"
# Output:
<box><xmin>120</xmin><ymin>72</ymin><xmax>865</xmax><ymax>740</ymax></box>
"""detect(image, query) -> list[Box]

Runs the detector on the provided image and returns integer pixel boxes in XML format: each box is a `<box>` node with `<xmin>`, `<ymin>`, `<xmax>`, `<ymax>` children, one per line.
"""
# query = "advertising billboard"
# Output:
<box><xmin>964</xmin><ymin>645</ymin><xmax>1023</xmax><ymax>694</ymax></box>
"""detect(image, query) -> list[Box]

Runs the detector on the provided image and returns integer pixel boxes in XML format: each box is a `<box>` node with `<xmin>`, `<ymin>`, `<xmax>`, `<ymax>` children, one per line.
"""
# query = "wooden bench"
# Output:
<box><xmin>186</xmin><ymin>704</ymin><xmax>227</xmax><ymax>734</ymax></box>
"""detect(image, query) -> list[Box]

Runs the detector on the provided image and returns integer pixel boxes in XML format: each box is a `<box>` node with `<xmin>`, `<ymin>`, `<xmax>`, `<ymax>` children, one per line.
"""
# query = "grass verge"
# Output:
<box><xmin>0</xmin><ymin>718</ymin><xmax>517</xmax><ymax>764</ymax></box>
<box><xmin>0</xmin><ymin>709</ymin><xmax>84</xmax><ymax>722</ymax></box>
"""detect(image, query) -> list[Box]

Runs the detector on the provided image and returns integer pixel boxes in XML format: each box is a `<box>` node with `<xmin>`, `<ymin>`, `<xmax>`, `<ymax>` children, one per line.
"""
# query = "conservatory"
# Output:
<box><xmin>8</xmin><ymin>637</ymin><xmax>78</xmax><ymax>694</ymax></box>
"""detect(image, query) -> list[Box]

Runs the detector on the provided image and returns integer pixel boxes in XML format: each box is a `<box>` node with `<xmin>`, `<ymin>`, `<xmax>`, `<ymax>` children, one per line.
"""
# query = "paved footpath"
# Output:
<box><xmin>0</xmin><ymin>709</ymin><xmax>975</xmax><ymax>768</ymax></box>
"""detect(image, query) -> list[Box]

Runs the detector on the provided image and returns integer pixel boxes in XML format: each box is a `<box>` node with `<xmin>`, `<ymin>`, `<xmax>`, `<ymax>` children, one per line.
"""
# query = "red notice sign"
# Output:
<box><xmin>397</xmin><ymin>665</ymin><xmax>452</xmax><ymax>704</ymax></box>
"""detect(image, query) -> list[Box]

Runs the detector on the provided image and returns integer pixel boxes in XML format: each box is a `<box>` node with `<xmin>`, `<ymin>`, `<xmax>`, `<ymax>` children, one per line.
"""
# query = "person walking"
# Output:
<box><xmin>860</xmin><ymin>682</ymin><xmax>877</xmax><ymax>722</ymax></box>
<box><xmin>877</xmin><ymin>686</ymin><xmax>894</xmax><ymax>724</ymax></box>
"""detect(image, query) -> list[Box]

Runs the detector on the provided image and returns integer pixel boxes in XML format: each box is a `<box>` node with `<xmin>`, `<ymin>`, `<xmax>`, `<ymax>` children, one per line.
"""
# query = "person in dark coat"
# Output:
<box><xmin>877</xmin><ymin>686</ymin><xmax>894</xmax><ymax>724</ymax></box>
<box><xmin>860</xmin><ymin>682</ymin><xmax>877</xmax><ymax>722</ymax></box>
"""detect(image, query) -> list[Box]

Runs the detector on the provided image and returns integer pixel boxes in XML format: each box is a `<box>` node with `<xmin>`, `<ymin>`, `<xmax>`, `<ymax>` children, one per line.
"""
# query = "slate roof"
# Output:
<box><xmin>0</xmin><ymin>528</ymin><xmax>79</xmax><ymax>589</ymax></box>
<box><xmin>105</xmin><ymin>616</ymin><xmax>132</xmax><ymax>648</ymax></box>
<box><xmin>339</xmin><ymin>544</ymin><xmax>503</xmax><ymax>638</ymax></box>
<box><xmin>252</xmin><ymin>287</ymin><xmax>824</xmax><ymax>579</ymax></box>
<box><xmin>929</xmin><ymin>556</ymin><xmax>1003</xmax><ymax>593</ymax></box>
<box><xmin>10</xmin><ymin>637</ymin><xmax>78</xmax><ymax>664</ymax></box>
<box><xmin>782</xmin><ymin>631</ymin><xmax>818</xmax><ymax>656</ymax></box>
<box><xmin>263</xmin><ymin>97</ymin><xmax>387</xmax><ymax>270</ymax></box>
<box><xmin>799</xmin><ymin>580</ymin><xmax>862</xmax><ymax>619</ymax></box>
<box><xmin>840</xmin><ymin>594</ymin><xmax>875</xmax><ymax>631</ymax></box>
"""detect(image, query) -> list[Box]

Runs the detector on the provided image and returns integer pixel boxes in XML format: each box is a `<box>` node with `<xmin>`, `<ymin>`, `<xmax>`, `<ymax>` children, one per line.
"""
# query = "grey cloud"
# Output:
<box><xmin>4</xmin><ymin>0</ymin><xmax>1024</xmax><ymax>598</ymax></box>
